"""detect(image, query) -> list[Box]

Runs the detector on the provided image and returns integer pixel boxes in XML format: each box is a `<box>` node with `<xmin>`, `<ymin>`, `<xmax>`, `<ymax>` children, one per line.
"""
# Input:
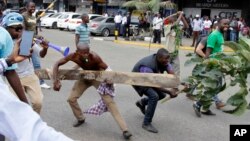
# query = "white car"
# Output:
<box><xmin>68</xmin><ymin>14</ymin><xmax>103</xmax><ymax>31</ymax></box>
<box><xmin>57</xmin><ymin>12</ymin><xmax>80</xmax><ymax>30</ymax></box>
<box><xmin>40</xmin><ymin>13</ymin><xmax>54</xmax><ymax>23</ymax></box>
<box><xmin>41</xmin><ymin>13</ymin><xmax>62</xmax><ymax>29</ymax></box>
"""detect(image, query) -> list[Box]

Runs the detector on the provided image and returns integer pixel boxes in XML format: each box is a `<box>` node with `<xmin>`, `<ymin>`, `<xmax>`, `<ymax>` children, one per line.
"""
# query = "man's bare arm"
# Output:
<box><xmin>173</xmin><ymin>12</ymin><xmax>183</xmax><ymax>26</ymax></box>
<box><xmin>52</xmin><ymin>56</ymin><xmax>71</xmax><ymax>82</ymax></box>
<box><xmin>4</xmin><ymin>70</ymin><xmax>29</xmax><ymax>103</ymax></box>
<box><xmin>195</xmin><ymin>43</ymin><xmax>206</xmax><ymax>58</ymax></box>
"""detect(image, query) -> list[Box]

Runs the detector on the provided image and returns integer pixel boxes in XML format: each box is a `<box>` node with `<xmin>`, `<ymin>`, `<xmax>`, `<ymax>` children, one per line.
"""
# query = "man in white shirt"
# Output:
<box><xmin>191</xmin><ymin>14</ymin><xmax>202</xmax><ymax>46</ymax></box>
<box><xmin>202</xmin><ymin>16</ymin><xmax>212</xmax><ymax>35</ymax></box>
<box><xmin>121</xmin><ymin>13</ymin><xmax>127</xmax><ymax>37</ymax></box>
<box><xmin>153</xmin><ymin>13</ymin><xmax>163</xmax><ymax>44</ymax></box>
<box><xmin>114</xmin><ymin>12</ymin><xmax>122</xmax><ymax>35</ymax></box>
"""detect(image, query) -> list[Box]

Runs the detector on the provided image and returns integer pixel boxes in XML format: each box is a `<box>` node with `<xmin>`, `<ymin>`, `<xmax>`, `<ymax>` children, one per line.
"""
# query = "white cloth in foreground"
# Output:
<box><xmin>0</xmin><ymin>77</ymin><xmax>73</xmax><ymax>141</ymax></box>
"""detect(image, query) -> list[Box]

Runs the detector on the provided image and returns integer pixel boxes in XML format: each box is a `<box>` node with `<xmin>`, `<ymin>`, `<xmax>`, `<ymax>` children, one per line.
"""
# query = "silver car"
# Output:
<box><xmin>89</xmin><ymin>17</ymin><xmax>115</xmax><ymax>37</ymax></box>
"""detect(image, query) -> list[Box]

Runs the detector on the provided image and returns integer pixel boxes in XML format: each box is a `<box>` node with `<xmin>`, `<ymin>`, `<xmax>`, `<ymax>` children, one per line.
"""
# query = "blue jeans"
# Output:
<box><xmin>31</xmin><ymin>53</ymin><xmax>44</xmax><ymax>85</ymax></box>
<box><xmin>140</xmin><ymin>88</ymin><xmax>166</xmax><ymax>125</ymax></box>
<box><xmin>230</xmin><ymin>30</ymin><xmax>237</xmax><ymax>42</ymax></box>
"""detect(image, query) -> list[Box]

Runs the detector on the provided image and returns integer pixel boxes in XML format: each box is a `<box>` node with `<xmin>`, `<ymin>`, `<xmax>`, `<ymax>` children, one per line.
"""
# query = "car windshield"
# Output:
<box><xmin>59</xmin><ymin>14</ymin><xmax>69</xmax><ymax>19</ymax></box>
<box><xmin>51</xmin><ymin>13</ymin><xmax>61</xmax><ymax>18</ymax></box>
<box><xmin>92</xmin><ymin>17</ymin><xmax>105</xmax><ymax>22</ymax></box>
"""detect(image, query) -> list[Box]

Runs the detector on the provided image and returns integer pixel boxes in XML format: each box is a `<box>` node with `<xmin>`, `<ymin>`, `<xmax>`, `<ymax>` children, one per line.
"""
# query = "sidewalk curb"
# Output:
<box><xmin>113</xmin><ymin>40</ymin><xmax>234</xmax><ymax>52</ymax></box>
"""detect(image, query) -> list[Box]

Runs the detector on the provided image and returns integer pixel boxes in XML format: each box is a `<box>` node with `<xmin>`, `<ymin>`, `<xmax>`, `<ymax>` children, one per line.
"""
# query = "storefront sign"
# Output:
<box><xmin>183</xmin><ymin>0</ymin><xmax>241</xmax><ymax>9</ymax></box>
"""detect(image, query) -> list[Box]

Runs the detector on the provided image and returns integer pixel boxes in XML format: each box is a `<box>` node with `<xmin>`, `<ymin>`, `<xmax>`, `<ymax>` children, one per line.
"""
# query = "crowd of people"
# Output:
<box><xmin>1</xmin><ymin>0</ymin><xmax>250</xmax><ymax>141</ymax></box>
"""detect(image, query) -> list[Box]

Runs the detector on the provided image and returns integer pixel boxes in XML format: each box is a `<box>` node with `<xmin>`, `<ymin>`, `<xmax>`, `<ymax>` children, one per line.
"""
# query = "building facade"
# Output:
<box><xmin>5</xmin><ymin>0</ymin><xmax>250</xmax><ymax>24</ymax></box>
<box><xmin>176</xmin><ymin>0</ymin><xmax>250</xmax><ymax>24</ymax></box>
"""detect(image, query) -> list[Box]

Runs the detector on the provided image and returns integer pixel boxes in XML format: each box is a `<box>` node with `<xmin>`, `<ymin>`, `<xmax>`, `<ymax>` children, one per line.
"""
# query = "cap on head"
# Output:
<box><xmin>195</xmin><ymin>14</ymin><xmax>200</xmax><ymax>18</ymax></box>
<box><xmin>1</xmin><ymin>12</ymin><xmax>23</xmax><ymax>27</ymax></box>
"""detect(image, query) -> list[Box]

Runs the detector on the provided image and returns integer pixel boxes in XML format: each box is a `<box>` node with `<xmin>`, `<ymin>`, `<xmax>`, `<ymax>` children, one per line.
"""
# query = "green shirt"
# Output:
<box><xmin>207</xmin><ymin>30</ymin><xmax>224</xmax><ymax>58</ymax></box>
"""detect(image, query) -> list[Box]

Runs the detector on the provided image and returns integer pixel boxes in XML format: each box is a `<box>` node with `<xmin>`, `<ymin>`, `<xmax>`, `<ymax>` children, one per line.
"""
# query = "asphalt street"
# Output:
<box><xmin>37</xmin><ymin>29</ymin><xmax>250</xmax><ymax>141</ymax></box>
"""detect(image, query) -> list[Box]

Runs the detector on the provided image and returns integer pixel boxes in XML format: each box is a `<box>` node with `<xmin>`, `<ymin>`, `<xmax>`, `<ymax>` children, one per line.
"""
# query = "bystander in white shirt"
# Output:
<box><xmin>114</xmin><ymin>14</ymin><xmax>122</xmax><ymax>24</ymax></box>
<box><xmin>192</xmin><ymin>18</ymin><xmax>202</xmax><ymax>31</ymax></box>
<box><xmin>153</xmin><ymin>17</ymin><xmax>163</xmax><ymax>30</ymax></box>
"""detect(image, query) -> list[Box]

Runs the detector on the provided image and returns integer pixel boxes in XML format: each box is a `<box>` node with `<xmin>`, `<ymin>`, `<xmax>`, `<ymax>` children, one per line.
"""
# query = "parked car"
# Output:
<box><xmin>57</xmin><ymin>12</ymin><xmax>80</xmax><ymax>30</ymax></box>
<box><xmin>41</xmin><ymin>13</ymin><xmax>62</xmax><ymax>29</ymax></box>
<box><xmin>40</xmin><ymin>13</ymin><xmax>54</xmax><ymax>23</ymax></box>
<box><xmin>89</xmin><ymin>16</ymin><xmax>139</xmax><ymax>37</ymax></box>
<box><xmin>67</xmin><ymin>14</ymin><xmax>103</xmax><ymax>31</ymax></box>
<box><xmin>89</xmin><ymin>17</ymin><xmax>116</xmax><ymax>37</ymax></box>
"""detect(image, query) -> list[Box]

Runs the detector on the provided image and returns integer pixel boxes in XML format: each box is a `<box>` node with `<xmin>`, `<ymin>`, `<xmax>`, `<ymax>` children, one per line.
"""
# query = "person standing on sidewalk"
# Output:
<box><xmin>191</xmin><ymin>14</ymin><xmax>202</xmax><ymax>47</ymax></box>
<box><xmin>75</xmin><ymin>13</ymin><xmax>90</xmax><ymax>47</ymax></box>
<box><xmin>22</xmin><ymin>1</ymin><xmax>50</xmax><ymax>89</ymax></box>
<box><xmin>152</xmin><ymin>13</ymin><xmax>163</xmax><ymax>44</ymax></box>
<box><xmin>121</xmin><ymin>13</ymin><xmax>127</xmax><ymax>38</ymax></box>
<box><xmin>193</xmin><ymin>18</ymin><xmax>229</xmax><ymax>117</ymax></box>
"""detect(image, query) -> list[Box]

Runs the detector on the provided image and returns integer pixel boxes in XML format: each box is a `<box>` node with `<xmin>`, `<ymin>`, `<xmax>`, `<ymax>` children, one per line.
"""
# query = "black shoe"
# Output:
<box><xmin>193</xmin><ymin>103</ymin><xmax>201</xmax><ymax>117</ymax></box>
<box><xmin>123</xmin><ymin>131</ymin><xmax>132</xmax><ymax>139</ymax></box>
<box><xmin>201</xmin><ymin>110</ymin><xmax>216</xmax><ymax>116</ymax></box>
<box><xmin>136</xmin><ymin>100</ymin><xmax>145</xmax><ymax>115</ymax></box>
<box><xmin>73</xmin><ymin>119</ymin><xmax>85</xmax><ymax>127</ymax></box>
<box><xmin>142</xmin><ymin>123</ymin><xmax>158</xmax><ymax>133</ymax></box>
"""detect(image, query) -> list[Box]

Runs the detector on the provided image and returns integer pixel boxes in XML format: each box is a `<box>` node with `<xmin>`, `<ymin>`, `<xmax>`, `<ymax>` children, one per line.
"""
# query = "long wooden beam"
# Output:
<box><xmin>37</xmin><ymin>69</ymin><xmax>180</xmax><ymax>88</ymax></box>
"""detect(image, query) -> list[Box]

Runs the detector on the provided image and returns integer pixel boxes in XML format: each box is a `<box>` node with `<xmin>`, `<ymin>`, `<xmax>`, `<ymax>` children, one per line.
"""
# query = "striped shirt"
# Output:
<box><xmin>75</xmin><ymin>24</ymin><xmax>90</xmax><ymax>44</ymax></box>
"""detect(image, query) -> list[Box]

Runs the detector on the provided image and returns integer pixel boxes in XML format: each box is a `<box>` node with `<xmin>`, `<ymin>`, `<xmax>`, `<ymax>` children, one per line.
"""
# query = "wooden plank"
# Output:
<box><xmin>37</xmin><ymin>69</ymin><xmax>180</xmax><ymax>88</ymax></box>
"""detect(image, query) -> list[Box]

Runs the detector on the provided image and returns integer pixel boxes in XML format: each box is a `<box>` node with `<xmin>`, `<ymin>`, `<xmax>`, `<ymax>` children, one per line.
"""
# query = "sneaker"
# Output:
<box><xmin>40</xmin><ymin>83</ymin><xmax>51</xmax><ymax>89</ymax></box>
<box><xmin>193</xmin><ymin>102</ymin><xmax>201</xmax><ymax>117</ymax></box>
<box><xmin>142</xmin><ymin>123</ymin><xmax>158</xmax><ymax>133</ymax></box>
<box><xmin>216</xmin><ymin>102</ymin><xmax>226</xmax><ymax>109</ymax></box>
<box><xmin>201</xmin><ymin>110</ymin><xmax>216</xmax><ymax>116</ymax></box>
<box><xmin>73</xmin><ymin>119</ymin><xmax>85</xmax><ymax>127</ymax></box>
<box><xmin>136</xmin><ymin>100</ymin><xmax>145</xmax><ymax>115</ymax></box>
<box><xmin>123</xmin><ymin>131</ymin><xmax>132</xmax><ymax>139</ymax></box>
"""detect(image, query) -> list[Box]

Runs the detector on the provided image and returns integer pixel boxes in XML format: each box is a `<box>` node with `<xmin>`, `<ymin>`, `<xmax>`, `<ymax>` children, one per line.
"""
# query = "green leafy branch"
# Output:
<box><xmin>183</xmin><ymin>37</ymin><xmax>250</xmax><ymax>115</ymax></box>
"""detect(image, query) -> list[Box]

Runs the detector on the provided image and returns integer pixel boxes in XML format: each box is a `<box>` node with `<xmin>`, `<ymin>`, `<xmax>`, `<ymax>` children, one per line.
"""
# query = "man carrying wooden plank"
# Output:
<box><xmin>52</xmin><ymin>43</ymin><xmax>132</xmax><ymax>139</ymax></box>
<box><xmin>132</xmin><ymin>48</ymin><xmax>178</xmax><ymax>133</ymax></box>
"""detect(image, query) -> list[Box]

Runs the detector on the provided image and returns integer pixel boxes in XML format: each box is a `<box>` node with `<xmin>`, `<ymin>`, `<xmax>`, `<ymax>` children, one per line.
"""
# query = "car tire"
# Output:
<box><xmin>90</xmin><ymin>32</ymin><xmax>96</xmax><ymax>36</ymax></box>
<box><xmin>59</xmin><ymin>28</ymin><xmax>64</xmax><ymax>30</ymax></box>
<box><xmin>102</xmin><ymin>28</ymin><xmax>110</xmax><ymax>37</ymax></box>
<box><xmin>52</xmin><ymin>22</ymin><xmax>57</xmax><ymax>29</ymax></box>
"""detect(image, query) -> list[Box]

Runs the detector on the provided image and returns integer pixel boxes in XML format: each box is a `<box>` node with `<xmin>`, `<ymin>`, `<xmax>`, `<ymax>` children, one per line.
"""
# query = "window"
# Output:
<box><xmin>106</xmin><ymin>18</ymin><xmax>114</xmax><ymax>23</ymax></box>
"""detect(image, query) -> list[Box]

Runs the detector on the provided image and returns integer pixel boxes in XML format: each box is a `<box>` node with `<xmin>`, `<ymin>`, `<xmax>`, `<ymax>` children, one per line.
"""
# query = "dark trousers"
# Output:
<box><xmin>153</xmin><ymin>29</ymin><xmax>161</xmax><ymax>44</ymax></box>
<box><xmin>139</xmin><ymin>88</ymin><xmax>166</xmax><ymax>125</ymax></box>
<box><xmin>115</xmin><ymin>23</ymin><xmax>121</xmax><ymax>35</ymax></box>
<box><xmin>122</xmin><ymin>24</ymin><xmax>126</xmax><ymax>37</ymax></box>
<box><xmin>0</xmin><ymin>134</ymin><xmax>4</xmax><ymax>141</ymax></box>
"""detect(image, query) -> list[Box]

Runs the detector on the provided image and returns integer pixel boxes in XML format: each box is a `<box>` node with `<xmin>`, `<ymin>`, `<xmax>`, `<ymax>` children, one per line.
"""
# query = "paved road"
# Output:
<box><xmin>38</xmin><ymin>29</ymin><xmax>250</xmax><ymax>141</ymax></box>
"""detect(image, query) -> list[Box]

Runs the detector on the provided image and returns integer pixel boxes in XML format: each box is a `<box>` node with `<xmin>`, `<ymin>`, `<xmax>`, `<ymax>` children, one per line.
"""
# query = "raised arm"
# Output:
<box><xmin>173</xmin><ymin>11</ymin><xmax>183</xmax><ymax>26</ymax></box>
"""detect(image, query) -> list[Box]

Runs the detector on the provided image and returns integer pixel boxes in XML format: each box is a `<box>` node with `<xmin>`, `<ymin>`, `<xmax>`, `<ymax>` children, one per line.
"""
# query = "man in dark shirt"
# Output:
<box><xmin>132</xmin><ymin>48</ymin><xmax>177</xmax><ymax>133</ymax></box>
